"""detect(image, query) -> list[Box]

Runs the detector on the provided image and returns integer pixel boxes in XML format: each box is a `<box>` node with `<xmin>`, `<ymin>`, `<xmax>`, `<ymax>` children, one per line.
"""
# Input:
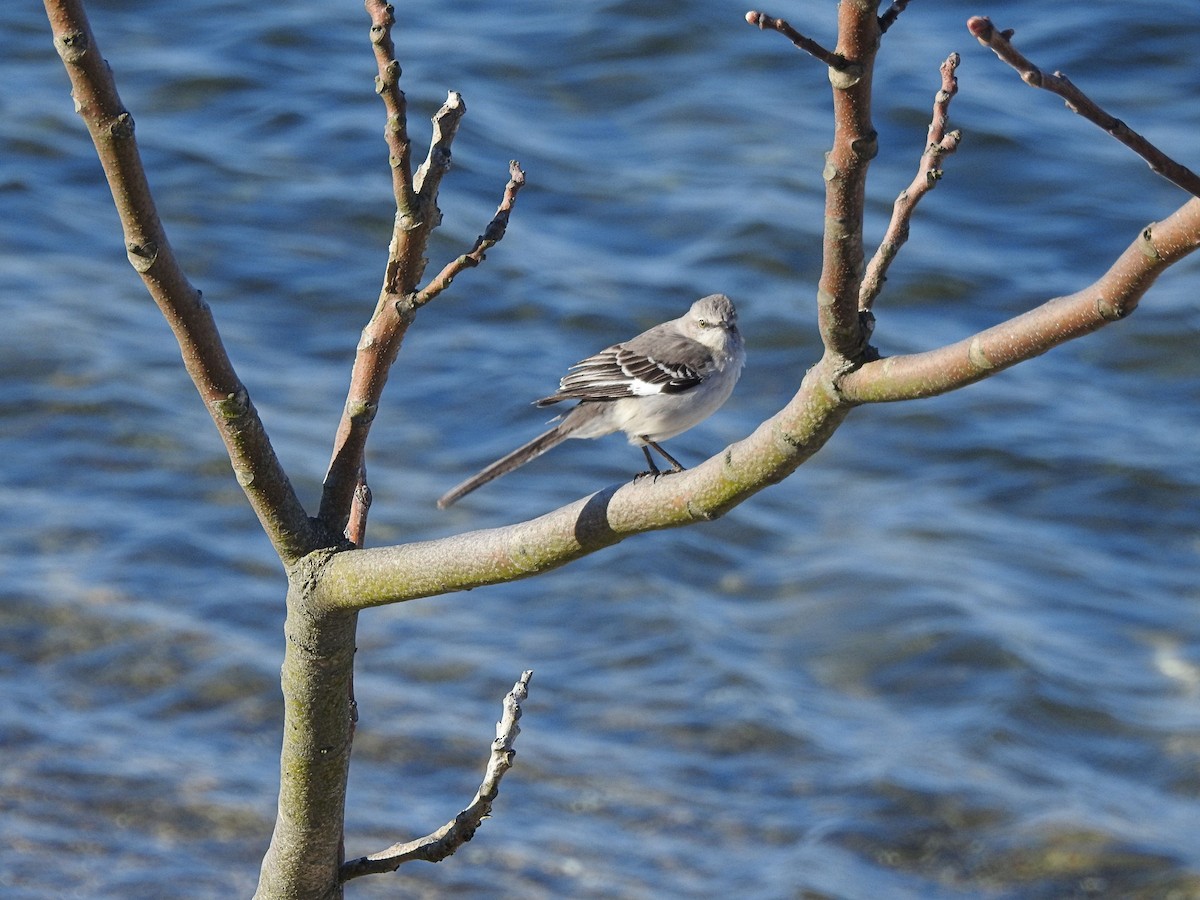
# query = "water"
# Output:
<box><xmin>3</xmin><ymin>1</ymin><xmax>1199</xmax><ymax>897</ymax></box>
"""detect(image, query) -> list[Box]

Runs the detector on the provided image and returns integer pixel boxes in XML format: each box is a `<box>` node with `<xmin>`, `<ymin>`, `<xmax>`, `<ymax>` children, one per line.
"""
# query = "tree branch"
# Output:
<box><xmin>860</xmin><ymin>52</ymin><xmax>961</xmax><ymax>313</ymax></box>
<box><xmin>967</xmin><ymin>16</ymin><xmax>1200</xmax><ymax>198</ymax></box>
<box><xmin>748</xmin><ymin>4</ymin><xmax>881</xmax><ymax>360</ymax></box>
<box><xmin>42</xmin><ymin>0</ymin><xmax>316</xmax><ymax>564</ymax></box>
<box><xmin>839</xmin><ymin>198</ymin><xmax>1200</xmax><ymax>402</ymax></box>
<box><xmin>743</xmin><ymin>10</ymin><xmax>857</xmax><ymax>73</ymax></box>
<box><xmin>814</xmin><ymin>1</ymin><xmax>881</xmax><ymax>360</ymax></box>
<box><xmin>312</xmin><ymin>360</ymin><xmax>852</xmax><ymax>612</ymax></box>
<box><xmin>319</xmin><ymin>5</ymin><xmax>520</xmax><ymax>538</ymax></box>
<box><xmin>366</xmin><ymin>0</ymin><xmax>418</xmax><ymax>239</ymax></box>
<box><xmin>340</xmin><ymin>671</ymin><xmax>533</xmax><ymax>882</ymax></box>
<box><xmin>255</xmin><ymin>598</ymin><xmax>359</xmax><ymax>897</ymax></box>
<box><xmin>878</xmin><ymin>0</ymin><xmax>913</xmax><ymax>35</ymax></box>
<box><xmin>415</xmin><ymin>160</ymin><xmax>527</xmax><ymax>308</ymax></box>
<box><xmin>312</xmin><ymin>183</ymin><xmax>1200</xmax><ymax>613</ymax></box>
<box><xmin>414</xmin><ymin>92</ymin><xmax>466</xmax><ymax>206</ymax></box>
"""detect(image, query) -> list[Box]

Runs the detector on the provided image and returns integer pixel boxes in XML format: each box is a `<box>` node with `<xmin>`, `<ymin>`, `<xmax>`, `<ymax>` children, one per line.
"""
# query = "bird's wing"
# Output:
<box><xmin>535</xmin><ymin>330</ymin><xmax>712</xmax><ymax>407</ymax></box>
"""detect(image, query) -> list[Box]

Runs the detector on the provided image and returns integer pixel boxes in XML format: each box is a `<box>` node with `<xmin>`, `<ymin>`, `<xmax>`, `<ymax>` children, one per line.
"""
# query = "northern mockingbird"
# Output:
<box><xmin>438</xmin><ymin>293</ymin><xmax>744</xmax><ymax>508</ymax></box>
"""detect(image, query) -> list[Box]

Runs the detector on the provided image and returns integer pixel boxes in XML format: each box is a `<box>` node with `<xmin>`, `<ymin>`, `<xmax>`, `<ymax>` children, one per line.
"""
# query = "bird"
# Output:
<box><xmin>437</xmin><ymin>293</ymin><xmax>744</xmax><ymax>508</ymax></box>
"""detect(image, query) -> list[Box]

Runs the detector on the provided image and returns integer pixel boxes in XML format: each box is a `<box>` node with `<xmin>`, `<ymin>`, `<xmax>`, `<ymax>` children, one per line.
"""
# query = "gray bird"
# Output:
<box><xmin>438</xmin><ymin>293</ymin><xmax>745</xmax><ymax>508</ymax></box>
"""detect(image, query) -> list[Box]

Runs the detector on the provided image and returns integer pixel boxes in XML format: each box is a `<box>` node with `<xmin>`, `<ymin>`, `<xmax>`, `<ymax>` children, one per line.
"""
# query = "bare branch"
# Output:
<box><xmin>366</xmin><ymin>0</ymin><xmax>418</xmax><ymax>228</ymax></box>
<box><xmin>414</xmin><ymin>92</ymin><xmax>466</xmax><ymax>201</ymax></box>
<box><xmin>314</xmin><ymin>179</ymin><xmax>1200</xmax><ymax>612</ymax></box>
<box><xmin>841</xmin><ymin>198</ymin><xmax>1200</xmax><ymax>402</ymax></box>
<box><xmin>319</xmin><ymin>295</ymin><xmax>410</xmax><ymax>538</ymax></box>
<box><xmin>814</xmin><ymin>1</ymin><xmax>881</xmax><ymax>360</ymax></box>
<box><xmin>878</xmin><ymin>0</ymin><xmax>913</xmax><ymax>35</ymax></box>
<box><xmin>43</xmin><ymin>0</ymin><xmax>316</xmax><ymax>563</ymax></box>
<box><xmin>340</xmin><ymin>671</ymin><xmax>533</xmax><ymax>882</ymax></box>
<box><xmin>415</xmin><ymin>161</ymin><xmax>527</xmax><ymax>308</ymax></box>
<box><xmin>311</xmin><ymin>355</ymin><xmax>854</xmax><ymax>612</ymax></box>
<box><xmin>747</xmin><ymin>4</ymin><xmax>881</xmax><ymax>359</ymax></box>
<box><xmin>967</xmin><ymin>16</ymin><xmax>1200</xmax><ymax>198</ymax></box>
<box><xmin>744</xmin><ymin>10</ymin><xmax>858</xmax><ymax>74</ymax></box>
<box><xmin>320</xmin><ymin>8</ymin><xmax>519</xmax><ymax>537</ymax></box>
<box><xmin>860</xmin><ymin>52</ymin><xmax>961</xmax><ymax>312</ymax></box>
<box><xmin>347</xmin><ymin>479</ymin><xmax>372</xmax><ymax>548</ymax></box>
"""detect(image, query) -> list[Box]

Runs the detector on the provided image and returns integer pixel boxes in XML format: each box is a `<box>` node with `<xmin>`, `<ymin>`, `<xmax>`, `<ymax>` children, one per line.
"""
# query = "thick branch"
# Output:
<box><xmin>860</xmin><ymin>52</ymin><xmax>962</xmax><ymax>312</ymax></box>
<box><xmin>967</xmin><ymin>16</ymin><xmax>1200</xmax><ymax>198</ymax></box>
<box><xmin>341</xmin><ymin>671</ymin><xmax>532</xmax><ymax>881</ymax></box>
<box><xmin>748</xmin><ymin>5</ymin><xmax>881</xmax><ymax>359</ymax></box>
<box><xmin>43</xmin><ymin>0</ymin><xmax>316</xmax><ymax>564</ymax></box>
<box><xmin>312</xmin><ymin>362</ymin><xmax>851</xmax><ymax>612</ymax></box>
<box><xmin>820</xmin><ymin>3</ymin><xmax>881</xmax><ymax>359</ymax></box>
<box><xmin>255</xmin><ymin>594</ymin><xmax>358</xmax><ymax>898</ymax></box>
<box><xmin>839</xmin><ymin>198</ymin><xmax>1200</xmax><ymax>402</ymax></box>
<box><xmin>314</xmin><ymin>183</ymin><xmax>1200</xmax><ymax>613</ymax></box>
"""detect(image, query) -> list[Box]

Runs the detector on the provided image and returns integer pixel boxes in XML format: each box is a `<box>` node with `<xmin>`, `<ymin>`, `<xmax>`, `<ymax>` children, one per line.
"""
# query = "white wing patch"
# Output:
<box><xmin>536</xmin><ymin>334</ymin><xmax>709</xmax><ymax>407</ymax></box>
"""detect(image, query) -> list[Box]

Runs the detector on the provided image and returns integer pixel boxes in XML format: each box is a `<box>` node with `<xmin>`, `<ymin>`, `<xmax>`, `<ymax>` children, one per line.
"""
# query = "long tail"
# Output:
<box><xmin>437</xmin><ymin>422</ymin><xmax>575</xmax><ymax>508</ymax></box>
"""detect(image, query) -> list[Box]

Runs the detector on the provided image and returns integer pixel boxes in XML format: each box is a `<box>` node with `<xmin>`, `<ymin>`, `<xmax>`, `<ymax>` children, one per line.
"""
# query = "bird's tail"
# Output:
<box><xmin>437</xmin><ymin>421</ymin><xmax>575</xmax><ymax>509</ymax></box>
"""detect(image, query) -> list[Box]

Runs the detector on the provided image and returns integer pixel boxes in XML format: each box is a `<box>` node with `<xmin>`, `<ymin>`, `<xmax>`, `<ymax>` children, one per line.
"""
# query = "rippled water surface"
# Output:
<box><xmin>3</xmin><ymin>1</ymin><xmax>1199</xmax><ymax>897</ymax></box>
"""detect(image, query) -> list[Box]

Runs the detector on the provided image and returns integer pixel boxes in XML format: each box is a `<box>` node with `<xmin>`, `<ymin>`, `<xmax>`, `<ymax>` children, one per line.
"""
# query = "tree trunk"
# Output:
<box><xmin>255</xmin><ymin>584</ymin><xmax>357</xmax><ymax>899</ymax></box>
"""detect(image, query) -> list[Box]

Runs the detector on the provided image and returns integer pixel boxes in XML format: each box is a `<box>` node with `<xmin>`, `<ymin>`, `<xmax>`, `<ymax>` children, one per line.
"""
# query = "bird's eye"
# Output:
<box><xmin>697</xmin><ymin>318</ymin><xmax>709</xmax><ymax>328</ymax></box>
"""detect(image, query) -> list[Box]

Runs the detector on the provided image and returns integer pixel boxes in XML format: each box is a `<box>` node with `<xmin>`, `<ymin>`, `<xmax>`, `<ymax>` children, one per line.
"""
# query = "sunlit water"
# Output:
<box><xmin>2</xmin><ymin>1</ymin><xmax>1199</xmax><ymax>897</ymax></box>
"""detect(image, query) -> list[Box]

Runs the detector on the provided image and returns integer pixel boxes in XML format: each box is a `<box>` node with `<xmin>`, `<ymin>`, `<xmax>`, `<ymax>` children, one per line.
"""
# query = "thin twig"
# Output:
<box><xmin>861</xmin><ymin>53</ymin><xmax>961</xmax><ymax>312</ymax></box>
<box><xmin>415</xmin><ymin>161</ymin><xmax>526</xmax><ymax>307</ymax></box>
<box><xmin>340</xmin><ymin>670</ymin><xmax>533</xmax><ymax>882</ymax></box>
<box><xmin>744</xmin><ymin>10</ymin><xmax>858</xmax><ymax>74</ymax></box>
<box><xmin>968</xmin><ymin>16</ymin><xmax>1200</xmax><ymax>198</ymax></box>
<box><xmin>878</xmin><ymin>0</ymin><xmax>913</xmax><ymax>35</ymax></box>
<box><xmin>366</xmin><ymin>0</ymin><xmax>418</xmax><ymax>229</ymax></box>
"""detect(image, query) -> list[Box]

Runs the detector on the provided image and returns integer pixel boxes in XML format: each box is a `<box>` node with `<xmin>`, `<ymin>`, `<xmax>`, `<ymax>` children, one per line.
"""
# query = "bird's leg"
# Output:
<box><xmin>634</xmin><ymin>445</ymin><xmax>662</xmax><ymax>481</ymax></box>
<box><xmin>645</xmin><ymin>440</ymin><xmax>685</xmax><ymax>473</ymax></box>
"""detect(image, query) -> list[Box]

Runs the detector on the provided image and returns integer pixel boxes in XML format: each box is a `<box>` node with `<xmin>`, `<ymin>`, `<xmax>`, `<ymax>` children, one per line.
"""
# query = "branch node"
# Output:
<box><xmin>55</xmin><ymin>30</ymin><xmax>90</xmax><ymax>64</ymax></box>
<box><xmin>212</xmin><ymin>387</ymin><xmax>251</xmax><ymax>419</ymax></box>
<box><xmin>109</xmin><ymin>111</ymin><xmax>135</xmax><ymax>139</ymax></box>
<box><xmin>1138</xmin><ymin>225</ymin><xmax>1161</xmax><ymax>261</ymax></box>
<box><xmin>125</xmin><ymin>239</ymin><xmax>158</xmax><ymax>271</ymax></box>
<box><xmin>967</xmin><ymin>337</ymin><xmax>995</xmax><ymax>371</ymax></box>
<box><xmin>849</xmin><ymin>131</ymin><xmax>879</xmax><ymax>161</ymax></box>
<box><xmin>1096</xmin><ymin>293</ymin><xmax>1130</xmax><ymax>322</ymax></box>
<box><xmin>346</xmin><ymin>400</ymin><xmax>378</xmax><ymax>426</ymax></box>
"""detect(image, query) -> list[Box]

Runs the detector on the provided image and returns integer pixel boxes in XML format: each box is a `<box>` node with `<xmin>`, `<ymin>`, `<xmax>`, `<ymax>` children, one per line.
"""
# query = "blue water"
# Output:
<box><xmin>3</xmin><ymin>1</ymin><xmax>1199</xmax><ymax>897</ymax></box>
